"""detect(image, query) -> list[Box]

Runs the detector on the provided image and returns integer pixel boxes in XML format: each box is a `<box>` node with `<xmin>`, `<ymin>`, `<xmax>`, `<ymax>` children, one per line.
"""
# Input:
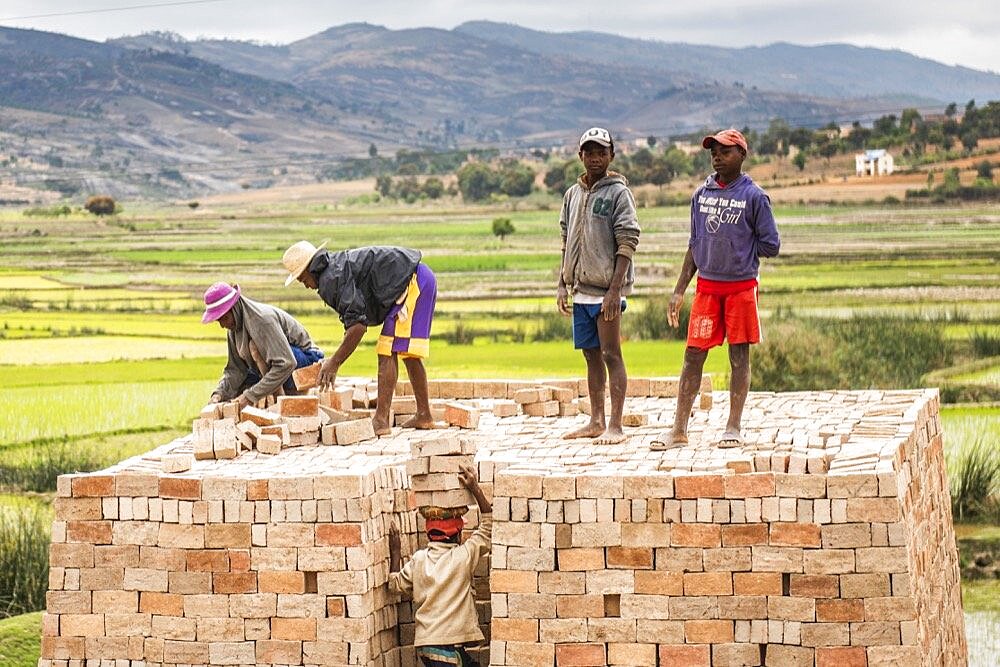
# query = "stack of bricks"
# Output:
<box><xmin>405</xmin><ymin>436</ymin><xmax>476</xmax><ymax>509</ymax></box>
<box><xmin>486</xmin><ymin>388</ymin><xmax>966</xmax><ymax>667</ymax></box>
<box><xmin>41</xmin><ymin>449</ymin><xmax>417</xmax><ymax>667</ymax></box>
<box><xmin>40</xmin><ymin>380</ymin><xmax>966</xmax><ymax>667</ymax></box>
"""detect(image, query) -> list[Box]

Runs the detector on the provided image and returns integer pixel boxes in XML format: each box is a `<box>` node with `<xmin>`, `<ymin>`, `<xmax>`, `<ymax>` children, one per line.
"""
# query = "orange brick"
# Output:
<box><xmin>443</xmin><ymin>402</ymin><xmax>481</xmax><ymax>429</ymax></box>
<box><xmin>229</xmin><ymin>549</ymin><xmax>251</xmax><ymax>572</ymax></box>
<box><xmin>139</xmin><ymin>591</ymin><xmax>183</xmax><ymax>616</ymax></box>
<box><xmin>159</xmin><ymin>478</ymin><xmax>201</xmax><ymax>500</ymax></box>
<box><xmin>214</xmin><ymin>572</ymin><xmax>257</xmax><ymax>594</ymax></box>
<box><xmin>258</xmin><ymin>571</ymin><xmax>305</xmax><ymax>593</ymax></box>
<box><xmin>277</xmin><ymin>395</ymin><xmax>319</xmax><ymax>417</ymax></box>
<box><xmin>492</xmin><ymin>618</ymin><xmax>539</xmax><ymax>642</ymax></box>
<box><xmin>316</xmin><ymin>523</ymin><xmax>362</xmax><ymax>546</ymax></box>
<box><xmin>607</xmin><ymin>547</ymin><xmax>653</xmax><ymax>569</ymax></box>
<box><xmin>659</xmin><ymin>644</ymin><xmax>710</xmax><ymax>667</ymax></box>
<box><xmin>257</xmin><ymin>640</ymin><xmax>302</xmax><ymax>664</ymax></box>
<box><xmin>674</xmin><ymin>475</ymin><xmax>725</xmax><ymax>499</ymax></box>
<box><xmin>722</xmin><ymin>523</ymin><xmax>768</xmax><ymax>546</ymax></box>
<box><xmin>685</xmin><ymin>620</ymin><xmax>734</xmax><ymax>644</ymax></box>
<box><xmin>816</xmin><ymin>646</ymin><xmax>867</xmax><ymax>667</ymax></box>
<box><xmin>204</xmin><ymin>524</ymin><xmax>251</xmax><ymax>548</ymax></box>
<box><xmin>770</xmin><ymin>522</ymin><xmax>822</xmax><ymax>547</ymax></box>
<box><xmin>790</xmin><ymin>574</ymin><xmax>840</xmax><ymax>598</ymax></box>
<box><xmin>634</xmin><ymin>571</ymin><xmax>684</xmax><ymax>595</ymax></box>
<box><xmin>724</xmin><ymin>473</ymin><xmax>775</xmax><ymax>497</ymax></box>
<box><xmin>292</xmin><ymin>362</ymin><xmax>322</xmax><ymax>391</ymax></box>
<box><xmin>326</xmin><ymin>597</ymin><xmax>345</xmax><ymax>617</ymax></box>
<box><xmin>684</xmin><ymin>572</ymin><xmax>733</xmax><ymax>596</ymax></box>
<box><xmin>247</xmin><ymin>479</ymin><xmax>269</xmax><ymax>501</ymax></box>
<box><xmin>733</xmin><ymin>572</ymin><xmax>783</xmax><ymax>595</ymax></box>
<box><xmin>558</xmin><ymin>548</ymin><xmax>605</xmax><ymax>571</ymax></box>
<box><xmin>66</xmin><ymin>521</ymin><xmax>112</xmax><ymax>544</ymax></box>
<box><xmin>72</xmin><ymin>475</ymin><xmax>115</xmax><ymax>497</ymax></box>
<box><xmin>557</xmin><ymin>594</ymin><xmax>605</xmax><ymax>618</ymax></box>
<box><xmin>490</xmin><ymin>570</ymin><xmax>538</xmax><ymax>593</ymax></box>
<box><xmin>186</xmin><ymin>550</ymin><xmax>229</xmax><ymax>572</ymax></box>
<box><xmin>817</xmin><ymin>599</ymin><xmax>865</xmax><ymax>622</ymax></box>
<box><xmin>271</xmin><ymin>617</ymin><xmax>316</xmax><ymax>641</ymax></box>
<box><xmin>671</xmin><ymin>523</ymin><xmax>721</xmax><ymax>547</ymax></box>
<box><xmin>556</xmin><ymin>643</ymin><xmax>606</xmax><ymax>666</ymax></box>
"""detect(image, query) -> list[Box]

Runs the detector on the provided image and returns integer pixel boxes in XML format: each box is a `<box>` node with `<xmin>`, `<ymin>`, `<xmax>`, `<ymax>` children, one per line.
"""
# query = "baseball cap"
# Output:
<box><xmin>702</xmin><ymin>129</ymin><xmax>748</xmax><ymax>153</ymax></box>
<box><xmin>579</xmin><ymin>127</ymin><xmax>613</xmax><ymax>148</ymax></box>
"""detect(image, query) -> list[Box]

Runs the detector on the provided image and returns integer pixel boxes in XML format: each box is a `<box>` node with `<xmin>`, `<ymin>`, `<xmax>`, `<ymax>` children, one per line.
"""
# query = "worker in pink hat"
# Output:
<box><xmin>281</xmin><ymin>241</ymin><xmax>438</xmax><ymax>436</ymax></box>
<box><xmin>652</xmin><ymin>129</ymin><xmax>780</xmax><ymax>453</ymax></box>
<box><xmin>201</xmin><ymin>282</ymin><xmax>323</xmax><ymax>408</ymax></box>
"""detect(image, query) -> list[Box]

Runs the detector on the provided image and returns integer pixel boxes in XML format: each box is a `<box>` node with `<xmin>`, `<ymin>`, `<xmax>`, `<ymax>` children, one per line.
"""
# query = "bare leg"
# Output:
<box><xmin>563</xmin><ymin>347</ymin><xmax>607</xmax><ymax>439</ymax></box>
<box><xmin>594</xmin><ymin>315</ymin><xmax>627</xmax><ymax>444</ymax></box>
<box><xmin>373</xmin><ymin>353</ymin><xmax>397</xmax><ymax>436</ymax></box>
<box><xmin>718</xmin><ymin>343</ymin><xmax>749</xmax><ymax>448</ymax></box>
<box><xmin>400</xmin><ymin>356</ymin><xmax>439</xmax><ymax>429</ymax></box>
<box><xmin>651</xmin><ymin>346</ymin><xmax>708</xmax><ymax>450</ymax></box>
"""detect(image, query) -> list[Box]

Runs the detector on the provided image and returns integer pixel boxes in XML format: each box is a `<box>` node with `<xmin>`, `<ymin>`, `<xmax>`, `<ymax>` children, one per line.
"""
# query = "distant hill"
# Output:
<box><xmin>455</xmin><ymin>21</ymin><xmax>1000</xmax><ymax>103</ymax></box>
<box><xmin>2</xmin><ymin>22</ymin><xmax>999</xmax><ymax>199</ymax></box>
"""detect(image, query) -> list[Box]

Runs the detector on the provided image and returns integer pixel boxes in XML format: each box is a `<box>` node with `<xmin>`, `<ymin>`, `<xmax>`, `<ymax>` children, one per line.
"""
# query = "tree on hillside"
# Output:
<box><xmin>492</xmin><ymin>217</ymin><xmax>515</xmax><ymax>242</ymax></box>
<box><xmin>368</xmin><ymin>143</ymin><xmax>378</xmax><ymax>158</ymax></box>
<box><xmin>793</xmin><ymin>151</ymin><xmax>807</xmax><ymax>171</ymax></box>
<box><xmin>499</xmin><ymin>162</ymin><xmax>535</xmax><ymax>197</ymax></box>
<box><xmin>456</xmin><ymin>162</ymin><xmax>500</xmax><ymax>201</ymax></box>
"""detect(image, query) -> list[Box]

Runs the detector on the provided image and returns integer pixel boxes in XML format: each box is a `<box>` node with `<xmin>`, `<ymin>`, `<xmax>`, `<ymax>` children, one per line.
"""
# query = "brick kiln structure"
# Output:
<box><xmin>39</xmin><ymin>378</ymin><xmax>966</xmax><ymax>667</ymax></box>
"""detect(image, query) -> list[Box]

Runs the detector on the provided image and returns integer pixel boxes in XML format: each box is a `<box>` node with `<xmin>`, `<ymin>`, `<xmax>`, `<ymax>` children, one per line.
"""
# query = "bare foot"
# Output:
<box><xmin>594</xmin><ymin>426</ymin><xmax>627</xmax><ymax>445</ymax></box>
<box><xmin>401</xmin><ymin>415</ymin><xmax>444</xmax><ymax>430</ymax></box>
<box><xmin>563</xmin><ymin>422</ymin><xmax>606</xmax><ymax>440</ymax></box>
<box><xmin>371</xmin><ymin>417</ymin><xmax>392</xmax><ymax>437</ymax></box>
<box><xmin>650</xmin><ymin>432</ymin><xmax>687</xmax><ymax>451</ymax></box>
<box><xmin>716</xmin><ymin>428</ymin><xmax>743</xmax><ymax>448</ymax></box>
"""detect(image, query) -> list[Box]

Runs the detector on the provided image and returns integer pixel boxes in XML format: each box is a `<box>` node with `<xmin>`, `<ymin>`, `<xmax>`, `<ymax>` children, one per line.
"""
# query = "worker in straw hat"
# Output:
<box><xmin>282</xmin><ymin>241</ymin><xmax>438</xmax><ymax>436</ymax></box>
<box><xmin>201</xmin><ymin>282</ymin><xmax>324</xmax><ymax>409</ymax></box>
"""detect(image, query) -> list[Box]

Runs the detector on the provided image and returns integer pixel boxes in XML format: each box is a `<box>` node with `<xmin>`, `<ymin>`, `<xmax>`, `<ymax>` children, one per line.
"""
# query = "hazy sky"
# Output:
<box><xmin>2</xmin><ymin>0</ymin><xmax>998</xmax><ymax>73</ymax></box>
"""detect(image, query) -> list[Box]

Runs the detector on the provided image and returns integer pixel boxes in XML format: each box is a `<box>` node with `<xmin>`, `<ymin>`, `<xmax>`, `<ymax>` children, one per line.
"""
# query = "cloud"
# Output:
<box><xmin>2</xmin><ymin>0</ymin><xmax>997</xmax><ymax>72</ymax></box>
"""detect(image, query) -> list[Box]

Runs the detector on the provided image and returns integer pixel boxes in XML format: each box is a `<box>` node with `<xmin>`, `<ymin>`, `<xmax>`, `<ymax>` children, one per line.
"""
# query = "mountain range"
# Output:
<box><xmin>2</xmin><ymin>21</ymin><xmax>999</xmax><ymax>199</ymax></box>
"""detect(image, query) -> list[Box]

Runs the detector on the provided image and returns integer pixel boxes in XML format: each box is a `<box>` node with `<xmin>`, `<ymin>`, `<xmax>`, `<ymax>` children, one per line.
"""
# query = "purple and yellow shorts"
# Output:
<box><xmin>377</xmin><ymin>263</ymin><xmax>437</xmax><ymax>359</ymax></box>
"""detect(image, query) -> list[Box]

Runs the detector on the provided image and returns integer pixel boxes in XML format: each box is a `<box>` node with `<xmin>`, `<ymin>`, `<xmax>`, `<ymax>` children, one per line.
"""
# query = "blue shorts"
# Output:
<box><xmin>246</xmin><ymin>345</ymin><xmax>324</xmax><ymax>393</ymax></box>
<box><xmin>573</xmin><ymin>301</ymin><xmax>626</xmax><ymax>350</ymax></box>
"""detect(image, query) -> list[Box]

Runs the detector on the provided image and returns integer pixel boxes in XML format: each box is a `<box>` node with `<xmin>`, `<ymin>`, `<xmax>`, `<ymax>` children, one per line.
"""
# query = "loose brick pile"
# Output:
<box><xmin>39</xmin><ymin>379</ymin><xmax>966</xmax><ymax>667</ymax></box>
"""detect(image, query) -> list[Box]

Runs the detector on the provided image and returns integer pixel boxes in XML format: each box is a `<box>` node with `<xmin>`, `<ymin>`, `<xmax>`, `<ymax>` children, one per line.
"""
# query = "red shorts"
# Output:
<box><xmin>687</xmin><ymin>286</ymin><xmax>761</xmax><ymax>350</ymax></box>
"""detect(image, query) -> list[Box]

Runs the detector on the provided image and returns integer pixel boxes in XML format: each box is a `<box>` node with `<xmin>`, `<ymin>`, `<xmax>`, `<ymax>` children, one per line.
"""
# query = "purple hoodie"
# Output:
<box><xmin>689</xmin><ymin>173</ymin><xmax>780</xmax><ymax>282</ymax></box>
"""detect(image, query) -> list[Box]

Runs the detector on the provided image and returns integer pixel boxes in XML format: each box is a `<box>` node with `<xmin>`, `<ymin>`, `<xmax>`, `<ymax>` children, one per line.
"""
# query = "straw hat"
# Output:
<box><xmin>201</xmin><ymin>282</ymin><xmax>241</xmax><ymax>323</ymax></box>
<box><xmin>282</xmin><ymin>240</ymin><xmax>327</xmax><ymax>286</ymax></box>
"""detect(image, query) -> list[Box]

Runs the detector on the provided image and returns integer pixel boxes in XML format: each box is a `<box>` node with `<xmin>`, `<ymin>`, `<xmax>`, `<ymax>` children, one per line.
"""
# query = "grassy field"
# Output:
<box><xmin>0</xmin><ymin>199</ymin><xmax>997</xmax><ymax>663</ymax></box>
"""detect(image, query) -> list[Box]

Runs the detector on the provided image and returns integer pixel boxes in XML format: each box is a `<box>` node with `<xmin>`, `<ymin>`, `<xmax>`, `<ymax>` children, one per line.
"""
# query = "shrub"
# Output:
<box><xmin>949</xmin><ymin>437</ymin><xmax>1000</xmax><ymax>522</ymax></box>
<box><xmin>83</xmin><ymin>195</ymin><xmax>117</xmax><ymax>216</ymax></box>
<box><xmin>491</xmin><ymin>217</ymin><xmax>515</xmax><ymax>241</ymax></box>
<box><xmin>970</xmin><ymin>330</ymin><xmax>1000</xmax><ymax>358</ymax></box>
<box><xmin>0</xmin><ymin>506</ymin><xmax>50</xmax><ymax>617</ymax></box>
<box><xmin>754</xmin><ymin>319</ymin><xmax>843</xmax><ymax>391</ymax></box>
<box><xmin>625</xmin><ymin>297</ymin><xmax>688</xmax><ymax>341</ymax></box>
<box><xmin>532</xmin><ymin>310</ymin><xmax>572</xmax><ymax>342</ymax></box>
<box><xmin>0</xmin><ymin>441</ymin><xmax>110</xmax><ymax>493</ymax></box>
<box><xmin>830</xmin><ymin>316</ymin><xmax>950</xmax><ymax>389</ymax></box>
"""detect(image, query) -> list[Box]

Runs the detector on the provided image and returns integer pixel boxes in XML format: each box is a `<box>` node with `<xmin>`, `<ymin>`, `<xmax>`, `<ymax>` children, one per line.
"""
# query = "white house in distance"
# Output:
<box><xmin>856</xmin><ymin>149</ymin><xmax>895</xmax><ymax>176</ymax></box>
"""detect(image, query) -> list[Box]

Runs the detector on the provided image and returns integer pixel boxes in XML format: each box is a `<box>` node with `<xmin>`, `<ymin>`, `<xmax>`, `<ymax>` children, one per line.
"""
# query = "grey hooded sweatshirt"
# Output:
<box><xmin>213</xmin><ymin>296</ymin><xmax>320</xmax><ymax>403</ymax></box>
<box><xmin>559</xmin><ymin>171</ymin><xmax>640</xmax><ymax>297</ymax></box>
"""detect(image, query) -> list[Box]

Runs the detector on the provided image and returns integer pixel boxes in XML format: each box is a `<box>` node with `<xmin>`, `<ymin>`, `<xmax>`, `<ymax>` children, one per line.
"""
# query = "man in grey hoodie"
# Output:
<box><xmin>557</xmin><ymin>127</ymin><xmax>641</xmax><ymax>445</ymax></box>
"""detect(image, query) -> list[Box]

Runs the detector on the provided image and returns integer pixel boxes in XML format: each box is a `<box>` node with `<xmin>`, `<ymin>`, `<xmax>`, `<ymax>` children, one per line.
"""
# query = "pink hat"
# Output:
<box><xmin>201</xmin><ymin>282</ymin><xmax>241</xmax><ymax>324</ymax></box>
<box><xmin>702</xmin><ymin>129</ymin><xmax>748</xmax><ymax>153</ymax></box>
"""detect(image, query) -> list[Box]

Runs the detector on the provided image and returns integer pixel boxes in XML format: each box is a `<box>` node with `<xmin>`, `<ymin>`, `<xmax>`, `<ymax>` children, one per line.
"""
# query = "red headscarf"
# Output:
<box><xmin>425</xmin><ymin>517</ymin><xmax>464</xmax><ymax>541</ymax></box>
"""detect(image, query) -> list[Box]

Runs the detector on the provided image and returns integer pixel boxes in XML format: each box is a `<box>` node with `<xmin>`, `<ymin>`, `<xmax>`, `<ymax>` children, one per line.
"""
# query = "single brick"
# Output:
<box><xmin>277</xmin><ymin>395</ymin><xmax>320</xmax><ymax>417</ymax></box>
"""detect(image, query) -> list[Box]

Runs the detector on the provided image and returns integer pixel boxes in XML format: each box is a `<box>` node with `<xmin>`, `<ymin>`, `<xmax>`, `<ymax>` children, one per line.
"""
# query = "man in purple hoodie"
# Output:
<box><xmin>652</xmin><ymin>129</ymin><xmax>780</xmax><ymax>451</ymax></box>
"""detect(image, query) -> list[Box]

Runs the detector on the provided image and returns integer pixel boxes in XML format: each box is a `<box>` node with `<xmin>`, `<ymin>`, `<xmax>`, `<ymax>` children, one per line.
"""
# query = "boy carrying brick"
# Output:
<box><xmin>389</xmin><ymin>465</ymin><xmax>492</xmax><ymax>667</ymax></box>
<box><xmin>282</xmin><ymin>241</ymin><xmax>438</xmax><ymax>436</ymax></box>
<box><xmin>652</xmin><ymin>129</ymin><xmax>780</xmax><ymax>451</ymax></box>
<box><xmin>557</xmin><ymin>127</ymin><xmax>641</xmax><ymax>445</ymax></box>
